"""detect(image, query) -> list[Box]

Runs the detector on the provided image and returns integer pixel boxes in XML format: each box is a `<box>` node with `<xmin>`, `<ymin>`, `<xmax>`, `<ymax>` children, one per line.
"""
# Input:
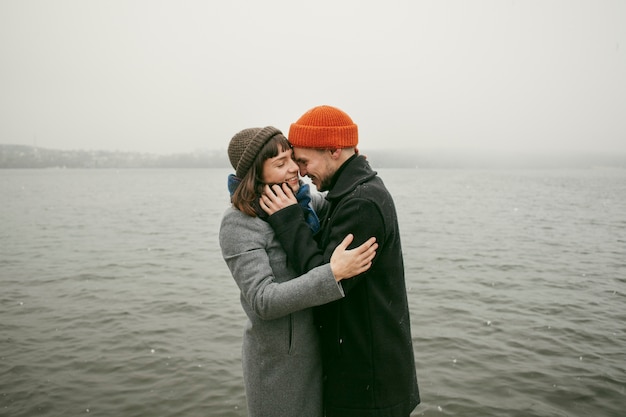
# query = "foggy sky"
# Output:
<box><xmin>1</xmin><ymin>0</ymin><xmax>625</xmax><ymax>156</ymax></box>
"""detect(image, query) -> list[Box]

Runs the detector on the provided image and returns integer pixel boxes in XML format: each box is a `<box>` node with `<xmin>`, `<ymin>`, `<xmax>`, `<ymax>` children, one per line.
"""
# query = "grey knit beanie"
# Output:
<box><xmin>228</xmin><ymin>126</ymin><xmax>283</xmax><ymax>179</ymax></box>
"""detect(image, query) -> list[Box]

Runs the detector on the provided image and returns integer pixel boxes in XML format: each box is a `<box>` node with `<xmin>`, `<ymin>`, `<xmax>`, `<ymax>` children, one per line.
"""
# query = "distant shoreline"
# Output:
<box><xmin>1</xmin><ymin>144</ymin><xmax>625</xmax><ymax>170</ymax></box>
<box><xmin>0</xmin><ymin>144</ymin><xmax>230</xmax><ymax>169</ymax></box>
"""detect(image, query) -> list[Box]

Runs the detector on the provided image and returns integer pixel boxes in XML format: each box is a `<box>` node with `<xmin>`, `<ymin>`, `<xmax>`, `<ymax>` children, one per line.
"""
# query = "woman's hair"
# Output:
<box><xmin>231</xmin><ymin>134</ymin><xmax>292</xmax><ymax>217</ymax></box>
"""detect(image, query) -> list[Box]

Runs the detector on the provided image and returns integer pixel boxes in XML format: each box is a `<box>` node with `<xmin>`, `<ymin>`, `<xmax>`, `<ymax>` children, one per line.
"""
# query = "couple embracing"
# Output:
<box><xmin>219</xmin><ymin>105</ymin><xmax>420</xmax><ymax>417</ymax></box>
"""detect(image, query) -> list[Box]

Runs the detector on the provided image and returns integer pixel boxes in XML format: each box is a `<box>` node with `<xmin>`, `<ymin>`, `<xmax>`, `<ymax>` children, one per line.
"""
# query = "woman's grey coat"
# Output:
<box><xmin>219</xmin><ymin>199</ymin><xmax>342</xmax><ymax>417</ymax></box>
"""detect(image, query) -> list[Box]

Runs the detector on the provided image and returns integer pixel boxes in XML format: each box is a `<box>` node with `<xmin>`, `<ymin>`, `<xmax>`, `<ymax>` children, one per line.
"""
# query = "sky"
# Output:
<box><xmin>1</xmin><ymin>0</ymin><xmax>625</xmax><ymax>157</ymax></box>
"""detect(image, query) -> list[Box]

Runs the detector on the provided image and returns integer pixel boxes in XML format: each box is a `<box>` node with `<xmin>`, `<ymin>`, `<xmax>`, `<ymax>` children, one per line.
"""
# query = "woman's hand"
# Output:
<box><xmin>260</xmin><ymin>183</ymin><xmax>297</xmax><ymax>215</ymax></box>
<box><xmin>330</xmin><ymin>234</ymin><xmax>378</xmax><ymax>281</ymax></box>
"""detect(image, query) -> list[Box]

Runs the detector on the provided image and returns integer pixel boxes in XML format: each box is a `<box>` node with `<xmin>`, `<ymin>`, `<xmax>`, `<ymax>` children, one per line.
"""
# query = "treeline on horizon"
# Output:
<box><xmin>1</xmin><ymin>144</ymin><xmax>625</xmax><ymax>170</ymax></box>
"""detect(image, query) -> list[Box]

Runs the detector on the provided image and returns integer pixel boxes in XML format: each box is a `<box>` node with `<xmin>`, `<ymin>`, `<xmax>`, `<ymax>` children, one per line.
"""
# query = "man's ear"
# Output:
<box><xmin>329</xmin><ymin>148</ymin><xmax>342</xmax><ymax>159</ymax></box>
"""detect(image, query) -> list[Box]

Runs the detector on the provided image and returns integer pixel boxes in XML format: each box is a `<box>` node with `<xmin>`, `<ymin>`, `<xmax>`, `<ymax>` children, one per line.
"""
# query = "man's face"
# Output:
<box><xmin>293</xmin><ymin>147</ymin><xmax>335</xmax><ymax>191</ymax></box>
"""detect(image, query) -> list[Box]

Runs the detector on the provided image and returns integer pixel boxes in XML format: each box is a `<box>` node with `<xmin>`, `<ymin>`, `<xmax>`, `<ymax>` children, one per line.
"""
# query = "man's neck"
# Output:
<box><xmin>328</xmin><ymin>153</ymin><xmax>358</xmax><ymax>190</ymax></box>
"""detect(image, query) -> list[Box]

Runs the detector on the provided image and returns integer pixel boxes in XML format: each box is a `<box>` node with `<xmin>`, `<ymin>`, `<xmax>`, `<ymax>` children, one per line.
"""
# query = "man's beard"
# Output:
<box><xmin>316</xmin><ymin>175</ymin><xmax>332</xmax><ymax>192</ymax></box>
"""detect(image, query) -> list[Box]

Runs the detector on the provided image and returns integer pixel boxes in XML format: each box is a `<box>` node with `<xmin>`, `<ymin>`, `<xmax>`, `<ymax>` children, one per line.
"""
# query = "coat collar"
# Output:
<box><xmin>326</xmin><ymin>154</ymin><xmax>377</xmax><ymax>202</ymax></box>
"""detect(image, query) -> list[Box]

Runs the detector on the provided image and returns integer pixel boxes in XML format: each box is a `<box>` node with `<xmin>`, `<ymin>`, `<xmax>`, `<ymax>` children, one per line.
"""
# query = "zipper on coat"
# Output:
<box><xmin>288</xmin><ymin>314</ymin><xmax>294</xmax><ymax>354</ymax></box>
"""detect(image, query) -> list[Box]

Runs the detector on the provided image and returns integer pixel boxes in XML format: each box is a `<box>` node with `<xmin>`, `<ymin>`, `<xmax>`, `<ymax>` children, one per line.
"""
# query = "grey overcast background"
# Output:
<box><xmin>1</xmin><ymin>0</ymin><xmax>625</xmax><ymax>158</ymax></box>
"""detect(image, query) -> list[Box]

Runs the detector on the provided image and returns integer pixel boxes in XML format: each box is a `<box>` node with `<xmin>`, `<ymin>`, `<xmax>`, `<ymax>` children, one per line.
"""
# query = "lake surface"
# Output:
<box><xmin>1</xmin><ymin>168</ymin><xmax>624</xmax><ymax>417</ymax></box>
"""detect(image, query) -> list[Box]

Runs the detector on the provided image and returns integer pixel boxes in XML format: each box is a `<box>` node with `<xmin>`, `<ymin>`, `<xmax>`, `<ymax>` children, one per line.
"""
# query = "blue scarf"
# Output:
<box><xmin>227</xmin><ymin>174</ymin><xmax>320</xmax><ymax>234</ymax></box>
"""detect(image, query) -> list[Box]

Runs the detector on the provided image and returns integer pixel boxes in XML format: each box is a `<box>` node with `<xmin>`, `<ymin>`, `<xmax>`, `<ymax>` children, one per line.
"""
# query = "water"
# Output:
<box><xmin>1</xmin><ymin>168</ymin><xmax>624</xmax><ymax>417</ymax></box>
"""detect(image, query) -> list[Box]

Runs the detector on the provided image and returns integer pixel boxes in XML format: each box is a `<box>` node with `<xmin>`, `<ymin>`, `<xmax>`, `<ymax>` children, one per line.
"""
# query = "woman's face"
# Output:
<box><xmin>262</xmin><ymin>147</ymin><xmax>300</xmax><ymax>194</ymax></box>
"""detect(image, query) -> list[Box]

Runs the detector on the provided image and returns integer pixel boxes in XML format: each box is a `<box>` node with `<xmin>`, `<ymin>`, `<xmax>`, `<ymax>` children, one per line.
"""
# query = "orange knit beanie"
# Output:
<box><xmin>288</xmin><ymin>105</ymin><xmax>358</xmax><ymax>149</ymax></box>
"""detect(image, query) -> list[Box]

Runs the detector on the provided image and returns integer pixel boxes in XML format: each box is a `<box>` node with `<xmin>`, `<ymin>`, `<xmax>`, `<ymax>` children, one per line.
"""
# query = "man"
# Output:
<box><xmin>260</xmin><ymin>105</ymin><xmax>420</xmax><ymax>417</ymax></box>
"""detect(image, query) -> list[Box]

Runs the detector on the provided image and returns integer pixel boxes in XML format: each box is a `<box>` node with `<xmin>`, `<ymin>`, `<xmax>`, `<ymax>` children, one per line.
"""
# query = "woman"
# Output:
<box><xmin>219</xmin><ymin>126</ymin><xmax>377</xmax><ymax>417</ymax></box>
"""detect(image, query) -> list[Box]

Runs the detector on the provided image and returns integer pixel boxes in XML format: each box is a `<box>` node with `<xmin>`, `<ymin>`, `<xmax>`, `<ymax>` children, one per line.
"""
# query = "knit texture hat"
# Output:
<box><xmin>288</xmin><ymin>105</ymin><xmax>358</xmax><ymax>149</ymax></box>
<box><xmin>228</xmin><ymin>126</ymin><xmax>283</xmax><ymax>179</ymax></box>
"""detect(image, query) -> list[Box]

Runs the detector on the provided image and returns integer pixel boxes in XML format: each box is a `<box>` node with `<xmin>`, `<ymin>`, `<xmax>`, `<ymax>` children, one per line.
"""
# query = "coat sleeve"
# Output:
<box><xmin>220</xmin><ymin>209</ymin><xmax>344</xmax><ymax>320</ymax></box>
<box><xmin>318</xmin><ymin>196</ymin><xmax>386</xmax><ymax>294</ymax></box>
<box><xmin>269</xmin><ymin>196</ymin><xmax>386</xmax><ymax>295</ymax></box>
<box><xmin>268</xmin><ymin>204</ymin><xmax>325</xmax><ymax>275</ymax></box>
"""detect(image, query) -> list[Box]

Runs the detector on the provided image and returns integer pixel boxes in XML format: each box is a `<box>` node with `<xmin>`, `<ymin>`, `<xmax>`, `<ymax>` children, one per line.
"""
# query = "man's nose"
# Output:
<box><xmin>297</xmin><ymin>163</ymin><xmax>307</xmax><ymax>176</ymax></box>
